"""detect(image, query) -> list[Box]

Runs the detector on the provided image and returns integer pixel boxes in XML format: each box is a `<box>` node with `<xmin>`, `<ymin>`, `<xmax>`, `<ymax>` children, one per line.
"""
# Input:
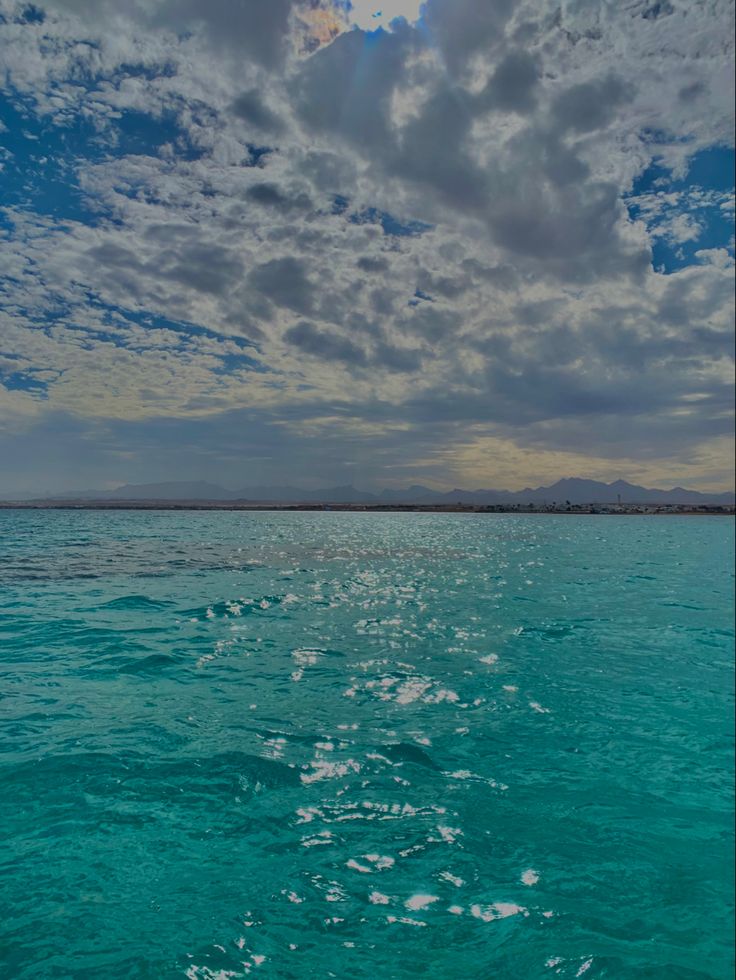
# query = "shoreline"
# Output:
<box><xmin>1</xmin><ymin>501</ymin><xmax>733</xmax><ymax>516</ymax></box>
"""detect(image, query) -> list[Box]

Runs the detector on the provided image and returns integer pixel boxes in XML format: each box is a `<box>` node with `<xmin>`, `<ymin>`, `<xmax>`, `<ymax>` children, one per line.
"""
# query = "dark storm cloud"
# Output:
<box><xmin>488</xmin><ymin>175</ymin><xmax>650</xmax><ymax>281</ymax></box>
<box><xmin>390</xmin><ymin>86</ymin><xmax>489</xmax><ymax>210</ymax></box>
<box><xmin>415</xmin><ymin>270</ymin><xmax>470</xmax><ymax>300</ymax></box>
<box><xmin>551</xmin><ymin>75</ymin><xmax>631</xmax><ymax>135</ymax></box>
<box><xmin>371</xmin><ymin>340</ymin><xmax>423</xmax><ymax>372</ymax></box>
<box><xmin>231</xmin><ymin>89</ymin><xmax>285</xmax><ymax>133</ymax></box>
<box><xmin>292</xmin><ymin>26</ymin><xmax>413</xmax><ymax>150</ymax></box>
<box><xmin>249</xmin><ymin>256</ymin><xmax>315</xmax><ymax>314</ymax></box>
<box><xmin>245</xmin><ymin>183</ymin><xmax>313</xmax><ymax>212</ymax></box>
<box><xmin>54</xmin><ymin>0</ymin><xmax>295</xmax><ymax>67</ymax></box>
<box><xmin>421</xmin><ymin>0</ymin><xmax>515</xmax><ymax>76</ymax></box>
<box><xmin>161</xmin><ymin>243</ymin><xmax>244</xmax><ymax>295</ymax></box>
<box><xmin>460</xmin><ymin>260</ymin><xmax>519</xmax><ymax>291</ymax></box>
<box><xmin>155</xmin><ymin>0</ymin><xmax>295</xmax><ymax>67</ymax></box>
<box><xmin>679</xmin><ymin>81</ymin><xmax>705</xmax><ymax>103</ymax></box>
<box><xmin>284</xmin><ymin>321</ymin><xmax>368</xmax><ymax>365</ymax></box>
<box><xmin>286</xmin><ymin>23</ymin><xmax>644</xmax><ymax>281</ymax></box>
<box><xmin>88</xmin><ymin>242</ymin><xmax>143</xmax><ymax>271</ymax></box>
<box><xmin>284</xmin><ymin>320</ymin><xmax>422</xmax><ymax>373</ymax></box>
<box><xmin>405</xmin><ymin>305</ymin><xmax>462</xmax><ymax>342</ymax></box>
<box><xmin>88</xmin><ymin>237</ymin><xmax>243</xmax><ymax>297</ymax></box>
<box><xmin>480</xmin><ymin>50</ymin><xmax>539</xmax><ymax>114</ymax></box>
<box><xmin>357</xmin><ymin>256</ymin><xmax>390</xmax><ymax>274</ymax></box>
<box><xmin>246</xmin><ymin>183</ymin><xmax>288</xmax><ymax>206</ymax></box>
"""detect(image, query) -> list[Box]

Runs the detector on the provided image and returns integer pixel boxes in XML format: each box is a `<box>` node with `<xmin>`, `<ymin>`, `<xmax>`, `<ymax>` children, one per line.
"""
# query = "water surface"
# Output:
<box><xmin>1</xmin><ymin>511</ymin><xmax>733</xmax><ymax>978</ymax></box>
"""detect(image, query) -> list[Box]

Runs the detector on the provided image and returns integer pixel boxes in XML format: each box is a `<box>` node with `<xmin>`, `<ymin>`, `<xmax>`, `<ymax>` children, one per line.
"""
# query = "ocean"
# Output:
<box><xmin>1</xmin><ymin>510</ymin><xmax>733</xmax><ymax>979</ymax></box>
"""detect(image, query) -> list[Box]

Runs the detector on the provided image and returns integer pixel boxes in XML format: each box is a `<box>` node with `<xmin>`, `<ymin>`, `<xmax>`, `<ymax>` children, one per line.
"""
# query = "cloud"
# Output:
<box><xmin>0</xmin><ymin>0</ymin><xmax>733</xmax><ymax>493</ymax></box>
<box><xmin>231</xmin><ymin>89</ymin><xmax>285</xmax><ymax>134</ymax></box>
<box><xmin>550</xmin><ymin>75</ymin><xmax>631</xmax><ymax>135</ymax></box>
<box><xmin>154</xmin><ymin>0</ymin><xmax>296</xmax><ymax>68</ymax></box>
<box><xmin>249</xmin><ymin>256</ymin><xmax>315</xmax><ymax>314</ymax></box>
<box><xmin>480</xmin><ymin>49</ymin><xmax>539</xmax><ymax>114</ymax></box>
<box><xmin>284</xmin><ymin>320</ymin><xmax>368</xmax><ymax>366</ymax></box>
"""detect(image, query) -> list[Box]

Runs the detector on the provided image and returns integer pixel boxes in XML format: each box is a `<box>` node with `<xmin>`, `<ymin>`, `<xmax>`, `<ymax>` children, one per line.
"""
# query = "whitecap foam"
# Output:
<box><xmin>261</xmin><ymin>736</ymin><xmax>287</xmax><ymax>759</ymax></box>
<box><xmin>358</xmin><ymin>675</ymin><xmax>460</xmax><ymax>706</ymax></box>
<box><xmin>439</xmin><ymin>871</ymin><xmax>464</xmax><ymax>887</ymax></box>
<box><xmin>405</xmin><ymin>894</ymin><xmax>439</xmax><ymax>911</ymax></box>
<box><xmin>364</xmin><ymin>853</ymin><xmax>395</xmax><ymax>869</ymax></box>
<box><xmin>395</xmin><ymin>679</ymin><xmax>432</xmax><ymax>704</ymax></box>
<box><xmin>529</xmin><ymin>701</ymin><xmax>550</xmax><ymax>714</ymax></box>
<box><xmin>444</xmin><ymin>769</ymin><xmax>507</xmax><ymax>790</ymax></box>
<box><xmin>300</xmin><ymin>759</ymin><xmax>361</xmax><ymax>784</ymax></box>
<box><xmin>346</xmin><ymin>858</ymin><xmax>372</xmax><ymax>873</ymax></box>
<box><xmin>301</xmin><ymin>830</ymin><xmax>333</xmax><ymax>847</ymax></box>
<box><xmin>292</xmin><ymin>648</ymin><xmax>321</xmax><ymax>666</ymax></box>
<box><xmin>426</xmin><ymin>687</ymin><xmax>459</xmax><ymax>704</ymax></box>
<box><xmin>386</xmin><ymin>915</ymin><xmax>426</xmax><ymax>927</ymax></box>
<box><xmin>291</xmin><ymin>648</ymin><xmax>323</xmax><ymax>681</ymax></box>
<box><xmin>436</xmin><ymin>825</ymin><xmax>462</xmax><ymax>844</ymax></box>
<box><xmin>470</xmin><ymin>902</ymin><xmax>527</xmax><ymax>921</ymax></box>
<box><xmin>369</xmin><ymin>891</ymin><xmax>390</xmax><ymax>904</ymax></box>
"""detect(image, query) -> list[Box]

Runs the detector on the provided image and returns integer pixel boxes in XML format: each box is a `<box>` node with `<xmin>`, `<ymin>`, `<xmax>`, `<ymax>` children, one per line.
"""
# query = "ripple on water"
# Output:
<box><xmin>0</xmin><ymin>510</ymin><xmax>733</xmax><ymax>979</ymax></box>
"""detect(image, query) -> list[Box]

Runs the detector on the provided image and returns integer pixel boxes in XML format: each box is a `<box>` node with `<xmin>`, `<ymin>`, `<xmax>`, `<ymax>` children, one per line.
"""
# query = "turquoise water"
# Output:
<box><xmin>0</xmin><ymin>511</ymin><xmax>733</xmax><ymax>979</ymax></box>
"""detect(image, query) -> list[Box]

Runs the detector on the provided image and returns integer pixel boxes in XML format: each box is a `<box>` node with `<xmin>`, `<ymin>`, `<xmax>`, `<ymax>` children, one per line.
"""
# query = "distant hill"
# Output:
<box><xmin>365</xmin><ymin>478</ymin><xmax>735</xmax><ymax>506</ymax></box>
<box><xmin>45</xmin><ymin>481</ymin><xmax>238</xmax><ymax>501</ymax></box>
<box><xmin>24</xmin><ymin>477</ymin><xmax>735</xmax><ymax>505</ymax></box>
<box><xmin>108</xmin><ymin>481</ymin><xmax>236</xmax><ymax>500</ymax></box>
<box><xmin>233</xmin><ymin>484</ymin><xmax>376</xmax><ymax>503</ymax></box>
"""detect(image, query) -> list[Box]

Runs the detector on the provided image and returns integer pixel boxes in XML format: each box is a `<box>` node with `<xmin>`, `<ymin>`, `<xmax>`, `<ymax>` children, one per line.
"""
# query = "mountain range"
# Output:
<box><xmin>18</xmin><ymin>478</ymin><xmax>735</xmax><ymax>505</ymax></box>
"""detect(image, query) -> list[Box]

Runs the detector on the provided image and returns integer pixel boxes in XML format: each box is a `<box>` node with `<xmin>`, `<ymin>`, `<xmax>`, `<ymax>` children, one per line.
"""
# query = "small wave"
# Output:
<box><xmin>117</xmin><ymin>653</ymin><xmax>180</xmax><ymax>674</ymax></box>
<box><xmin>378</xmin><ymin>742</ymin><xmax>440</xmax><ymax>770</ymax></box>
<box><xmin>99</xmin><ymin>595</ymin><xmax>172</xmax><ymax>611</ymax></box>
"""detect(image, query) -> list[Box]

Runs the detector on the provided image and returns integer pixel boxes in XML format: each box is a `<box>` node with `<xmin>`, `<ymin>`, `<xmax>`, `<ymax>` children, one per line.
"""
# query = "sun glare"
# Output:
<box><xmin>345</xmin><ymin>0</ymin><xmax>423</xmax><ymax>31</ymax></box>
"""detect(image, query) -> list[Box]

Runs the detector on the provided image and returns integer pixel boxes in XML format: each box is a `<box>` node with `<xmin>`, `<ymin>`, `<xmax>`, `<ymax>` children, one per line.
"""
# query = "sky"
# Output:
<box><xmin>0</xmin><ymin>0</ymin><xmax>734</xmax><ymax>495</ymax></box>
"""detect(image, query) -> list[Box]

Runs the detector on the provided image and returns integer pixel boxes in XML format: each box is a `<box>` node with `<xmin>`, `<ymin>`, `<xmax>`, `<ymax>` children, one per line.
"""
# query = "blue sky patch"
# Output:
<box><xmin>1</xmin><ymin>368</ymin><xmax>51</xmax><ymax>395</ymax></box>
<box><xmin>245</xmin><ymin>144</ymin><xmax>273</xmax><ymax>167</ymax></box>
<box><xmin>113</xmin><ymin>109</ymin><xmax>203</xmax><ymax>161</ymax></box>
<box><xmin>626</xmin><ymin>145</ymin><xmax>735</xmax><ymax>273</ymax></box>
<box><xmin>408</xmin><ymin>288</ymin><xmax>434</xmax><ymax>306</ymax></box>
<box><xmin>0</xmin><ymin>92</ymin><xmax>101</xmax><ymax>222</ymax></box>
<box><xmin>330</xmin><ymin>195</ymin><xmax>432</xmax><ymax>235</ymax></box>
<box><xmin>349</xmin><ymin>205</ymin><xmax>433</xmax><ymax>237</ymax></box>
<box><xmin>0</xmin><ymin>91</ymin><xmax>203</xmax><ymax>224</ymax></box>
<box><xmin>0</xmin><ymin>4</ymin><xmax>45</xmax><ymax>25</ymax></box>
<box><xmin>91</xmin><ymin>302</ymin><xmax>262</xmax><ymax>354</ymax></box>
<box><xmin>331</xmin><ymin>194</ymin><xmax>350</xmax><ymax>214</ymax></box>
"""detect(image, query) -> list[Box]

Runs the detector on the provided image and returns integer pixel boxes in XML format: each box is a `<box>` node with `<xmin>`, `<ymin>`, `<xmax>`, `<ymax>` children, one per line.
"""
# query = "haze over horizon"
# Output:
<box><xmin>1</xmin><ymin>0</ymin><xmax>734</xmax><ymax>493</ymax></box>
<box><xmin>4</xmin><ymin>475</ymin><xmax>734</xmax><ymax>507</ymax></box>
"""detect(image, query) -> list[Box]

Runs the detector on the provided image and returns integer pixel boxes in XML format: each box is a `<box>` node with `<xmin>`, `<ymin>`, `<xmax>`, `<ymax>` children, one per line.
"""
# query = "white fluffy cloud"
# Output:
<box><xmin>0</xmin><ymin>0</ymin><xmax>733</xmax><ymax>492</ymax></box>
